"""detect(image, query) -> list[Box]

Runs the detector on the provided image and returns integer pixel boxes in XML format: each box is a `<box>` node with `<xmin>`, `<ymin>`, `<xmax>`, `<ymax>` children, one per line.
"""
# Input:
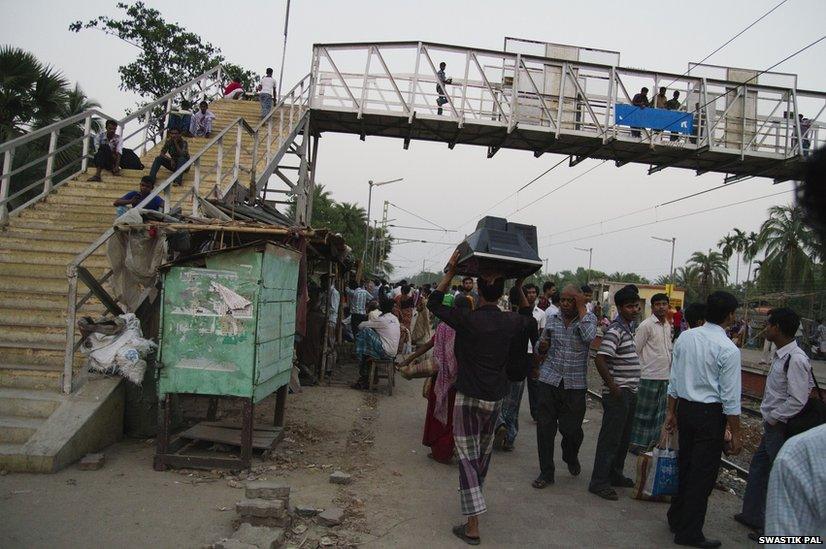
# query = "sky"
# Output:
<box><xmin>3</xmin><ymin>0</ymin><xmax>824</xmax><ymax>281</ymax></box>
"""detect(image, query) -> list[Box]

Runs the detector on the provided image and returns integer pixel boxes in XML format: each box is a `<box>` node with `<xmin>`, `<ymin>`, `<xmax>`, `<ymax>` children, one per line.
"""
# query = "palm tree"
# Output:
<box><xmin>757</xmin><ymin>205</ymin><xmax>817</xmax><ymax>294</ymax></box>
<box><xmin>717</xmin><ymin>228</ymin><xmax>748</xmax><ymax>285</ymax></box>
<box><xmin>742</xmin><ymin>231</ymin><xmax>760</xmax><ymax>290</ymax></box>
<box><xmin>688</xmin><ymin>250</ymin><xmax>729</xmax><ymax>300</ymax></box>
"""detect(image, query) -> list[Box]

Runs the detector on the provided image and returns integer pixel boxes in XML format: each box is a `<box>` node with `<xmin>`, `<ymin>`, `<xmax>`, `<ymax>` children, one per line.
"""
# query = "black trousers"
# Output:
<box><xmin>589</xmin><ymin>388</ymin><xmax>637</xmax><ymax>491</ymax></box>
<box><xmin>667</xmin><ymin>399</ymin><xmax>726</xmax><ymax>543</ymax></box>
<box><xmin>351</xmin><ymin>313</ymin><xmax>367</xmax><ymax>337</ymax></box>
<box><xmin>93</xmin><ymin>144</ymin><xmax>117</xmax><ymax>170</ymax></box>
<box><xmin>527</xmin><ymin>377</ymin><xmax>540</xmax><ymax>421</ymax></box>
<box><xmin>535</xmin><ymin>380</ymin><xmax>587</xmax><ymax>480</ymax></box>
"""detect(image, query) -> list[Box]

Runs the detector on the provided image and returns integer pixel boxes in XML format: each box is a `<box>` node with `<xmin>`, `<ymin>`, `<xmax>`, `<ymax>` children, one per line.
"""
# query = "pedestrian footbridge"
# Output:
<box><xmin>308</xmin><ymin>40</ymin><xmax>825</xmax><ymax>182</ymax></box>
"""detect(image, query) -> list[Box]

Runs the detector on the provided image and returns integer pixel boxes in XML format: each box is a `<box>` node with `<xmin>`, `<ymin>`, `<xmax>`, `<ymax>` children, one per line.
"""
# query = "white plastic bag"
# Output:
<box><xmin>81</xmin><ymin>313</ymin><xmax>157</xmax><ymax>385</ymax></box>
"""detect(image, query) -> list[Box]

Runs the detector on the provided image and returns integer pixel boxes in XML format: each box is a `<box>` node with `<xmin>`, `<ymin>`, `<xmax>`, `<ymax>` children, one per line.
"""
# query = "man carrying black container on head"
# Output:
<box><xmin>664</xmin><ymin>291</ymin><xmax>743</xmax><ymax>548</ymax></box>
<box><xmin>428</xmin><ymin>249</ymin><xmax>537</xmax><ymax>546</ymax></box>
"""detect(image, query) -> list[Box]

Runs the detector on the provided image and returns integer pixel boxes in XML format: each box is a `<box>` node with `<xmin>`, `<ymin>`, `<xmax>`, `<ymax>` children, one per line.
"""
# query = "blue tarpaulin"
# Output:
<box><xmin>615</xmin><ymin>104</ymin><xmax>694</xmax><ymax>134</ymax></box>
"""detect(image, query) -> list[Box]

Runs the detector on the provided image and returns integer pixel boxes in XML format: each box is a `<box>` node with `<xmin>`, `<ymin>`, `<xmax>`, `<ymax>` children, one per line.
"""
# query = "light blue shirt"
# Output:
<box><xmin>765</xmin><ymin>424</ymin><xmax>826</xmax><ymax>545</ymax></box>
<box><xmin>667</xmin><ymin>322</ymin><xmax>741</xmax><ymax>415</ymax></box>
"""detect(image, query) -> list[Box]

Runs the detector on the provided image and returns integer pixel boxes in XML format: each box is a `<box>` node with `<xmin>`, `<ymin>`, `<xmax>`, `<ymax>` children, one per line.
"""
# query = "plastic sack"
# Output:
<box><xmin>80</xmin><ymin>313</ymin><xmax>157</xmax><ymax>385</ymax></box>
<box><xmin>645</xmin><ymin>431</ymin><xmax>679</xmax><ymax>497</ymax></box>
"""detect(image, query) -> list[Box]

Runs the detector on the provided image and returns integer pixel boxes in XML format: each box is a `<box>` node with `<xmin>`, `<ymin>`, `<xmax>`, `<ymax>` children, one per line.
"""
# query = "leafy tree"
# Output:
<box><xmin>0</xmin><ymin>46</ymin><xmax>100</xmax><ymax>209</ymax></box>
<box><xmin>69</xmin><ymin>2</ymin><xmax>255</xmax><ymax>140</ymax></box>
<box><xmin>718</xmin><ymin>228</ymin><xmax>749</xmax><ymax>285</ymax></box>
<box><xmin>756</xmin><ymin>205</ymin><xmax>818</xmax><ymax>294</ymax></box>
<box><xmin>606</xmin><ymin>272</ymin><xmax>650</xmax><ymax>285</ymax></box>
<box><xmin>687</xmin><ymin>250</ymin><xmax>729</xmax><ymax>300</ymax></box>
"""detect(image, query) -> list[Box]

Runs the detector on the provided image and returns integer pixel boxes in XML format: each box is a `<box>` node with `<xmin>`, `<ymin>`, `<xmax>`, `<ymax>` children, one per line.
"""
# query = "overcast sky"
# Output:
<box><xmin>3</xmin><ymin>0</ymin><xmax>824</xmax><ymax>280</ymax></box>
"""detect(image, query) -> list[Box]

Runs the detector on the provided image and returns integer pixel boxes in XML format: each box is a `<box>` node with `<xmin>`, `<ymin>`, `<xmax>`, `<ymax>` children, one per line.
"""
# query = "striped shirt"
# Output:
<box><xmin>597</xmin><ymin>319</ymin><xmax>641</xmax><ymax>393</ymax></box>
<box><xmin>538</xmin><ymin>311</ymin><xmax>598</xmax><ymax>389</ymax></box>
<box><xmin>347</xmin><ymin>287</ymin><xmax>371</xmax><ymax>316</ymax></box>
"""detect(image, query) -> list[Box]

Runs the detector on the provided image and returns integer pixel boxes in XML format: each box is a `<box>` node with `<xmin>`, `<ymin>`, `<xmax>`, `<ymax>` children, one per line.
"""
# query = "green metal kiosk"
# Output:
<box><xmin>154</xmin><ymin>241</ymin><xmax>300</xmax><ymax>470</ymax></box>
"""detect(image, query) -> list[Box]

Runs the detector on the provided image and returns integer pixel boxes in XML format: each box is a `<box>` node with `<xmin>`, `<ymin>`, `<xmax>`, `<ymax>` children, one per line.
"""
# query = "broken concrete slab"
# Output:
<box><xmin>236</xmin><ymin>498</ymin><xmax>286</xmax><ymax>518</ymax></box>
<box><xmin>316</xmin><ymin>507</ymin><xmax>344</xmax><ymax>527</ymax></box>
<box><xmin>328</xmin><ymin>471</ymin><xmax>351</xmax><ymax>485</ymax></box>
<box><xmin>78</xmin><ymin>453</ymin><xmax>105</xmax><ymax>470</ymax></box>
<box><xmin>231</xmin><ymin>523</ymin><xmax>285</xmax><ymax>549</ymax></box>
<box><xmin>234</xmin><ymin>515</ymin><xmax>292</xmax><ymax>530</ymax></box>
<box><xmin>245</xmin><ymin>480</ymin><xmax>290</xmax><ymax>500</ymax></box>
<box><xmin>294</xmin><ymin>505</ymin><xmax>320</xmax><ymax>518</ymax></box>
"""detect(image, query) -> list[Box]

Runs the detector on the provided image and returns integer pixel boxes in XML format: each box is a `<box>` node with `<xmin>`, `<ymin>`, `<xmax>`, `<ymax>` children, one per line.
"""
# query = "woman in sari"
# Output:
<box><xmin>397</xmin><ymin>294</ymin><xmax>470</xmax><ymax>463</ymax></box>
<box><xmin>410</xmin><ymin>287</ymin><xmax>433</xmax><ymax>347</ymax></box>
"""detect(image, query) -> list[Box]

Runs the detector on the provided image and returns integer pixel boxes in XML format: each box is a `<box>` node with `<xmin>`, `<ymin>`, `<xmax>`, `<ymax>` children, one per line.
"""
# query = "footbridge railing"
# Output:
<box><xmin>0</xmin><ymin>65</ymin><xmax>225</xmax><ymax>225</ymax></box>
<box><xmin>61</xmin><ymin>74</ymin><xmax>312</xmax><ymax>394</ymax></box>
<box><xmin>310</xmin><ymin>41</ymin><xmax>825</xmax><ymax>163</ymax></box>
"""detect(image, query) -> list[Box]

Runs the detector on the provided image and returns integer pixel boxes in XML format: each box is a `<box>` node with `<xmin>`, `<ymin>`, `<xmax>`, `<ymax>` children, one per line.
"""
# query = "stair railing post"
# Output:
<box><xmin>63</xmin><ymin>267</ymin><xmax>79</xmax><ymax>394</ymax></box>
<box><xmin>0</xmin><ymin>149</ymin><xmax>13</xmax><ymax>226</ymax></box>
<box><xmin>250</xmin><ymin>130</ymin><xmax>260</xmax><ymax>198</ymax></box>
<box><xmin>233</xmin><ymin>123</ymin><xmax>242</xmax><ymax>183</ymax></box>
<box><xmin>163</xmin><ymin>98</ymin><xmax>173</xmax><ymax>142</ymax></box>
<box><xmin>42</xmin><ymin>129</ymin><xmax>59</xmax><ymax>198</ymax></box>
<box><xmin>266</xmin><ymin>118</ymin><xmax>273</xmax><ymax>164</ymax></box>
<box><xmin>192</xmin><ymin>157</ymin><xmax>201</xmax><ymax>216</ymax></box>
<box><xmin>215</xmin><ymin>136</ymin><xmax>224</xmax><ymax>194</ymax></box>
<box><xmin>81</xmin><ymin>115</ymin><xmax>92</xmax><ymax>172</ymax></box>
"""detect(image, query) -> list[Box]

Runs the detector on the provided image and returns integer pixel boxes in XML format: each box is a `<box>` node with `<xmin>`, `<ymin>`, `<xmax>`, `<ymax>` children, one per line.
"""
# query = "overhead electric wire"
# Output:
<box><xmin>543</xmin><ymin>178</ymin><xmax>793</xmax><ymax>241</ymax></box>
<box><xmin>388</xmin><ymin>202</ymin><xmax>448</xmax><ymax>231</ymax></box>
<box><xmin>541</xmin><ymin>190</ymin><xmax>791</xmax><ymax>248</ymax></box>
<box><xmin>388</xmin><ymin>224</ymin><xmax>456</xmax><ymax>232</ymax></box>
<box><xmin>507</xmin><ymin>160</ymin><xmax>608</xmax><ymax>216</ymax></box>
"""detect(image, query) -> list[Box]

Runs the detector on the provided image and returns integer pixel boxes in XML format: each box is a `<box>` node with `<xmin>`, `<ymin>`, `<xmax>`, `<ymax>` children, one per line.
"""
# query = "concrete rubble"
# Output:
<box><xmin>328</xmin><ymin>471</ymin><xmax>351</xmax><ymax>485</ymax></box>
<box><xmin>78</xmin><ymin>453</ymin><xmax>106</xmax><ymax>471</ymax></box>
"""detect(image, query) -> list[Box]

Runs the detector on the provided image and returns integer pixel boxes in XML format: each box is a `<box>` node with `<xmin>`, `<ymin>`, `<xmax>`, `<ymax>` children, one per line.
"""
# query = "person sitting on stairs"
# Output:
<box><xmin>88</xmin><ymin>119</ymin><xmax>122</xmax><ymax>181</ymax></box>
<box><xmin>149</xmin><ymin>128</ymin><xmax>190</xmax><ymax>185</ymax></box>
<box><xmin>113</xmin><ymin>175</ymin><xmax>164</xmax><ymax>216</ymax></box>
<box><xmin>189</xmin><ymin>100</ymin><xmax>215</xmax><ymax>138</ymax></box>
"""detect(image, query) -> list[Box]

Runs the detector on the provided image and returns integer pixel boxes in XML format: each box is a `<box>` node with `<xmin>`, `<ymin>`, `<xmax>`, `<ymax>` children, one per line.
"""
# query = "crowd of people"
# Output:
<box><xmin>334</xmin><ymin>255</ymin><xmax>822</xmax><ymax>547</ymax></box>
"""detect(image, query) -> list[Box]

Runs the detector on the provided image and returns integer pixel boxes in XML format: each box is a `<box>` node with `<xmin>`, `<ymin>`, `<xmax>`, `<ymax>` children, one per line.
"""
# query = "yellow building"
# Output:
<box><xmin>599</xmin><ymin>281</ymin><xmax>686</xmax><ymax>321</ymax></box>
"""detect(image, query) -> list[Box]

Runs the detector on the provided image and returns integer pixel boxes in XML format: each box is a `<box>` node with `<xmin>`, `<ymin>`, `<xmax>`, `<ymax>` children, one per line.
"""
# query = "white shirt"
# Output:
<box><xmin>328</xmin><ymin>285</ymin><xmax>340</xmax><ymax>325</ymax></box>
<box><xmin>529</xmin><ymin>304</ymin><xmax>546</xmax><ymax>353</ymax></box>
<box><xmin>634</xmin><ymin>314</ymin><xmax>673</xmax><ymax>380</ymax></box>
<box><xmin>761</xmin><ymin>341</ymin><xmax>814</xmax><ymax>424</ymax></box>
<box><xmin>359</xmin><ymin>313</ymin><xmax>401</xmax><ymax>357</ymax></box>
<box><xmin>586</xmin><ymin>302</ymin><xmax>594</xmax><ymax>314</ymax></box>
<box><xmin>259</xmin><ymin>76</ymin><xmax>275</xmax><ymax>95</ymax></box>
<box><xmin>544</xmin><ymin>304</ymin><xmax>560</xmax><ymax>325</ymax></box>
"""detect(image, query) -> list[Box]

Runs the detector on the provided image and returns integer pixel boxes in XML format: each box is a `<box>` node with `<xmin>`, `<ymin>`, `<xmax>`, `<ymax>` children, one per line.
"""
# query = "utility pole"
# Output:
<box><xmin>652</xmin><ymin>236</ymin><xmax>676</xmax><ymax>293</ymax></box>
<box><xmin>575</xmin><ymin>247</ymin><xmax>593</xmax><ymax>283</ymax></box>
<box><xmin>277</xmin><ymin>0</ymin><xmax>291</xmax><ymax>101</ymax></box>
<box><xmin>362</xmin><ymin>177</ymin><xmax>403</xmax><ymax>271</ymax></box>
<box><xmin>379</xmin><ymin>200</ymin><xmax>389</xmax><ymax>267</ymax></box>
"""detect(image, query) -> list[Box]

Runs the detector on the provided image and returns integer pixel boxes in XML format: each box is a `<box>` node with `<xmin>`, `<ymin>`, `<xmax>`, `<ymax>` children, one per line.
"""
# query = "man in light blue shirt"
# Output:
<box><xmin>664</xmin><ymin>291</ymin><xmax>743</xmax><ymax>548</ymax></box>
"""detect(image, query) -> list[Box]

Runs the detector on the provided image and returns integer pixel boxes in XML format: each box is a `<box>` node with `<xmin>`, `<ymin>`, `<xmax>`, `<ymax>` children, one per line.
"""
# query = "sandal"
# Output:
<box><xmin>532</xmin><ymin>476</ymin><xmax>553</xmax><ymax>489</ymax></box>
<box><xmin>589</xmin><ymin>487</ymin><xmax>619</xmax><ymax>500</ymax></box>
<box><xmin>88</xmin><ymin>175</ymin><xmax>101</xmax><ymax>182</ymax></box>
<box><xmin>452</xmin><ymin>524</ymin><xmax>480</xmax><ymax>546</ymax></box>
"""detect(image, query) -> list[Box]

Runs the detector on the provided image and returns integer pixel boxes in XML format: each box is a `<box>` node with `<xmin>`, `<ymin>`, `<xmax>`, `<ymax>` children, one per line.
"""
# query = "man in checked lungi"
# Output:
<box><xmin>629</xmin><ymin>292</ymin><xmax>674</xmax><ymax>453</ymax></box>
<box><xmin>427</xmin><ymin>250</ymin><xmax>537</xmax><ymax>545</ymax></box>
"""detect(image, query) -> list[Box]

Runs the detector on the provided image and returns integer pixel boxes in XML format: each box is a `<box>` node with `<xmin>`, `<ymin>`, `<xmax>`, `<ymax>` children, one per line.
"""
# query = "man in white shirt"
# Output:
<box><xmin>353</xmin><ymin>299</ymin><xmax>400</xmax><ymax>389</ymax></box>
<box><xmin>629</xmin><ymin>293</ymin><xmax>673</xmax><ymax>453</ymax></box>
<box><xmin>494</xmin><ymin>284</ymin><xmax>545</xmax><ymax>451</ymax></box>
<box><xmin>257</xmin><ymin>67</ymin><xmax>276</xmax><ymax>119</ymax></box>
<box><xmin>735</xmin><ymin>308</ymin><xmax>815</xmax><ymax>539</ymax></box>
<box><xmin>189</xmin><ymin>101</ymin><xmax>216</xmax><ymax>137</ymax></box>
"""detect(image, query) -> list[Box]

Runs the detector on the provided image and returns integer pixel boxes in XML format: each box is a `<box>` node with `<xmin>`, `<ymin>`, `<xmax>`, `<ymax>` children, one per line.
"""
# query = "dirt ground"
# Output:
<box><xmin>0</xmin><ymin>360</ymin><xmax>755</xmax><ymax>548</ymax></box>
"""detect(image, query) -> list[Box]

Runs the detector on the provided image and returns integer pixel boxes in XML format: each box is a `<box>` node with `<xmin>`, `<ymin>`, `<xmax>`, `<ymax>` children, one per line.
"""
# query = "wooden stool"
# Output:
<box><xmin>369</xmin><ymin>358</ymin><xmax>396</xmax><ymax>395</ymax></box>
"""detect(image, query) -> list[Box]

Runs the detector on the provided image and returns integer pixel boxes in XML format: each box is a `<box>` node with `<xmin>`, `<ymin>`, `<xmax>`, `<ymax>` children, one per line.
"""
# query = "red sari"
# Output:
<box><xmin>422</xmin><ymin>378</ymin><xmax>456</xmax><ymax>463</ymax></box>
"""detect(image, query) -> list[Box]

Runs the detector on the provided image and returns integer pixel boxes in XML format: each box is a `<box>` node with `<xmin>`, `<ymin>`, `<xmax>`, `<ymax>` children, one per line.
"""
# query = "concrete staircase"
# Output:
<box><xmin>0</xmin><ymin>98</ymin><xmax>268</xmax><ymax>472</ymax></box>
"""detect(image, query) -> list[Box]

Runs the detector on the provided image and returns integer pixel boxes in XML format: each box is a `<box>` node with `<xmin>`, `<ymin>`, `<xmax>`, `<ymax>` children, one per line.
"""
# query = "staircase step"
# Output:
<box><xmin>0</xmin><ymin>296</ymin><xmax>103</xmax><ymax>311</ymax></box>
<box><xmin>0</xmin><ymin>364</ymin><xmax>63</xmax><ymax>390</ymax></box>
<box><xmin>0</xmin><ymin>310</ymin><xmax>67</xmax><ymax>328</ymax></box>
<box><xmin>1</xmin><ymin>227</ymin><xmax>105</xmax><ymax>244</ymax></box>
<box><xmin>0</xmin><ymin>250</ymin><xmax>108</xmax><ymax>268</ymax></box>
<box><xmin>0</xmin><ymin>329</ymin><xmax>67</xmax><ymax>346</ymax></box>
<box><xmin>0</xmin><ymin>276</ymin><xmax>70</xmax><ymax>293</ymax></box>
<box><xmin>1</xmin><ymin>238</ymin><xmax>108</xmax><ymax>255</ymax></box>
<box><xmin>0</xmin><ymin>415</ymin><xmax>43</xmax><ymax>444</ymax></box>
<box><xmin>0</xmin><ymin>343</ymin><xmax>66</xmax><ymax>368</ymax></box>
<box><xmin>0</xmin><ymin>388</ymin><xmax>63</xmax><ymax>418</ymax></box>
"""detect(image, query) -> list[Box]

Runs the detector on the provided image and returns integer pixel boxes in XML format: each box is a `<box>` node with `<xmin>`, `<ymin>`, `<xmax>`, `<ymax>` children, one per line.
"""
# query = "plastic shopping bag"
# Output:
<box><xmin>646</xmin><ymin>431</ymin><xmax>679</xmax><ymax>497</ymax></box>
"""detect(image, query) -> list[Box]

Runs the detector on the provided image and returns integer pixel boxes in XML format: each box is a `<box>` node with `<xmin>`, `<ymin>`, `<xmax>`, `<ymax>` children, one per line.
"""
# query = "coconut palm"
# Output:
<box><xmin>757</xmin><ymin>205</ymin><xmax>818</xmax><ymax>293</ymax></box>
<box><xmin>687</xmin><ymin>250</ymin><xmax>729</xmax><ymax>300</ymax></box>
<box><xmin>717</xmin><ymin>228</ymin><xmax>749</xmax><ymax>285</ymax></box>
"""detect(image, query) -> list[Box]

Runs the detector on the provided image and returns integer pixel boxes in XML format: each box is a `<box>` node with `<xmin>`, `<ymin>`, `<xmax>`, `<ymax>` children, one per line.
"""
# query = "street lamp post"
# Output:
<box><xmin>363</xmin><ymin>177</ymin><xmax>403</xmax><ymax>270</ymax></box>
<box><xmin>652</xmin><ymin>236</ymin><xmax>676</xmax><ymax>290</ymax></box>
<box><xmin>575</xmin><ymin>247</ymin><xmax>593</xmax><ymax>283</ymax></box>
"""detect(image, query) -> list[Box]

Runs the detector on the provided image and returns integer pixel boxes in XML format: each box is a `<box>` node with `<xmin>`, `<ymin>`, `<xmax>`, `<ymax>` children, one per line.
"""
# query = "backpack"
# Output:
<box><xmin>784</xmin><ymin>355</ymin><xmax>826</xmax><ymax>440</ymax></box>
<box><xmin>119</xmin><ymin>148</ymin><xmax>144</xmax><ymax>170</ymax></box>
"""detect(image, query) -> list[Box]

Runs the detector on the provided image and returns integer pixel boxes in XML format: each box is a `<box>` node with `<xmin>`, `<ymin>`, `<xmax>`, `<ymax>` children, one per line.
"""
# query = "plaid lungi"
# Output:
<box><xmin>355</xmin><ymin>327</ymin><xmax>390</xmax><ymax>361</ymax></box>
<box><xmin>495</xmin><ymin>380</ymin><xmax>525</xmax><ymax>445</ymax></box>
<box><xmin>629</xmin><ymin>379</ymin><xmax>669</xmax><ymax>449</ymax></box>
<box><xmin>453</xmin><ymin>392</ymin><xmax>502</xmax><ymax>516</ymax></box>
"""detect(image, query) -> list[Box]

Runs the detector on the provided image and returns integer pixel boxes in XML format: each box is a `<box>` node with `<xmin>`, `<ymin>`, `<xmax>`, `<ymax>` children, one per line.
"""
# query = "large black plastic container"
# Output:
<box><xmin>450</xmin><ymin>216</ymin><xmax>543</xmax><ymax>278</ymax></box>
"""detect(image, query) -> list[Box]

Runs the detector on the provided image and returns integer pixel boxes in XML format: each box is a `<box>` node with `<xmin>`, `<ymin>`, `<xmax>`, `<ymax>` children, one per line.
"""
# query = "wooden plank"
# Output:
<box><xmin>199</xmin><ymin>420</ymin><xmax>280</xmax><ymax>432</ymax></box>
<box><xmin>179</xmin><ymin>422</ymin><xmax>282</xmax><ymax>450</ymax></box>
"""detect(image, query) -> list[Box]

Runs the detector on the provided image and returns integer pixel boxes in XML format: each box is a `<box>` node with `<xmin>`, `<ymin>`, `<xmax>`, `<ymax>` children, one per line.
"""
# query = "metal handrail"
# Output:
<box><xmin>62</xmin><ymin>77</ymin><xmax>312</xmax><ymax>394</ymax></box>
<box><xmin>0</xmin><ymin>65</ymin><xmax>224</xmax><ymax>224</ymax></box>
